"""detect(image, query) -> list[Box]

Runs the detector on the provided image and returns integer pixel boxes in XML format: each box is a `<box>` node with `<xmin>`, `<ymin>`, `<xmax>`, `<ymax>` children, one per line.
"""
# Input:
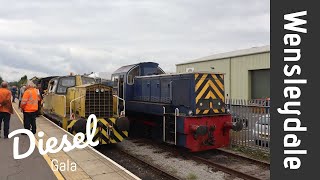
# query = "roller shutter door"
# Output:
<box><xmin>251</xmin><ymin>69</ymin><xmax>270</xmax><ymax>99</ymax></box>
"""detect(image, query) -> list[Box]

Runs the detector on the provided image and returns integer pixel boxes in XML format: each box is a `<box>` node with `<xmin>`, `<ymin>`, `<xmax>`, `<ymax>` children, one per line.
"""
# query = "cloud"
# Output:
<box><xmin>0</xmin><ymin>0</ymin><xmax>269</xmax><ymax>81</ymax></box>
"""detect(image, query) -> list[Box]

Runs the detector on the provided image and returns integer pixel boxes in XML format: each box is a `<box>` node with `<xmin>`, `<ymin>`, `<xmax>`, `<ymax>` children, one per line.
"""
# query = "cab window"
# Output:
<box><xmin>82</xmin><ymin>76</ymin><xmax>95</xmax><ymax>85</ymax></box>
<box><xmin>144</xmin><ymin>67</ymin><xmax>165</xmax><ymax>76</ymax></box>
<box><xmin>49</xmin><ymin>79</ymin><xmax>58</xmax><ymax>93</ymax></box>
<box><xmin>112</xmin><ymin>76</ymin><xmax>119</xmax><ymax>88</ymax></box>
<box><xmin>112</xmin><ymin>76</ymin><xmax>119</xmax><ymax>95</ymax></box>
<box><xmin>156</xmin><ymin>67</ymin><xmax>165</xmax><ymax>74</ymax></box>
<box><xmin>56</xmin><ymin>77</ymin><xmax>76</xmax><ymax>94</ymax></box>
<box><xmin>127</xmin><ymin>66</ymin><xmax>139</xmax><ymax>85</ymax></box>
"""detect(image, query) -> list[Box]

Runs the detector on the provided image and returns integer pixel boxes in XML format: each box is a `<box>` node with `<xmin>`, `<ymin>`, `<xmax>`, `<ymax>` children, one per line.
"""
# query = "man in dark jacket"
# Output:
<box><xmin>10</xmin><ymin>85</ymin><xmax>17</xmax><ymax>103</ymax></box>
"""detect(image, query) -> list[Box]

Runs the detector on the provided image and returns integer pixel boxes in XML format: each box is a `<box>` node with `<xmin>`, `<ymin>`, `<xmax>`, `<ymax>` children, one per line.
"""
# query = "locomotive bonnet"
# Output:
<box><xmin>42</xmin><ymin>75</ymin><xmax>129</xmax><ymax>145</ymax></box>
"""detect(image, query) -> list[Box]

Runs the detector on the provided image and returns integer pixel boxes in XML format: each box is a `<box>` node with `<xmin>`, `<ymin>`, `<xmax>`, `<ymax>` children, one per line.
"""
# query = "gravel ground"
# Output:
<box><xmin>116</xmin><ymin>140</ymin><xmax>238</xmax><ymax>180</ymax></box>
<box><xmin>98</xmin><ymin>144</ymin><xmax>170</xmax><ymax>180</ymax></box>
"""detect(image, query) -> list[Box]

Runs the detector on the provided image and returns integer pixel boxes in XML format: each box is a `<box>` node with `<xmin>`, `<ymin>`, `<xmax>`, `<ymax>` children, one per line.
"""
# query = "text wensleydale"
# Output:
<box><xmin>279</xmin><ymin>11</ymin><xmax>307</xmax><ymax>170</ymax></box>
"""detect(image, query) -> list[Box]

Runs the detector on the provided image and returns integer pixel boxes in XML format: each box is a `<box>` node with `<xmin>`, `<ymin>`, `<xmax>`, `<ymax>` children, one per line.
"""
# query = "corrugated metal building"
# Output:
<box><xmin>176</xmin><ymin>45</ymin><xmax>270</xmax><ymax>100</ymax></box>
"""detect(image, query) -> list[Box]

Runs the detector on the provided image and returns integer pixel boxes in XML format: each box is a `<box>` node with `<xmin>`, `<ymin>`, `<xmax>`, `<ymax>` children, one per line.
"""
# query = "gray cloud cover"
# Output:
<box><xmin>0</xmin><ymin>0</ymin><xmax>269</xmax><ymax>81</ymax></box>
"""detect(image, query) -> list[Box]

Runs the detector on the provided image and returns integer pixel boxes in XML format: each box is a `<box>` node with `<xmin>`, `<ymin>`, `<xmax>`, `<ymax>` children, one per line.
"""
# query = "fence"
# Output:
<box><xmin>225</xmin><ymin>99</ymin><xmax>270</xmax><ymax>153</ymax></box>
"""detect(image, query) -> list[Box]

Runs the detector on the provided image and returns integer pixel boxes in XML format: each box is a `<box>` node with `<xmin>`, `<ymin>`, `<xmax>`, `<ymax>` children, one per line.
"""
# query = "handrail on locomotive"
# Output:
<box><xmin>69</xmin><ymin>95</ymin><xmax>85</xmax><ymax>119</ymax></box>
<box><xmin>113</xmin><ymin>95</ymin><xmax>126</xmax><ymax>117</ymax></box>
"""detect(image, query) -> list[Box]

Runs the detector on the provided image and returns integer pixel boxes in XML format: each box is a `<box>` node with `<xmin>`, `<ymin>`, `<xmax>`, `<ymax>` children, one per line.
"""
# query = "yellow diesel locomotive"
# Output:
<box><xmin>42</xmin><ymin>75</ymin><xmax>129</xmax><ymax>144</ymax></box>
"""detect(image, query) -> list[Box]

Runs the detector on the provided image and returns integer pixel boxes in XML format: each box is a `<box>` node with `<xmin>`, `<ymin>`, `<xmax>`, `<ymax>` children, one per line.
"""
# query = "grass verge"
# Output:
<box><xmin>227</xmin><ymin>145</ymin><xmax>270</xmax><ymax>162</ymax></box>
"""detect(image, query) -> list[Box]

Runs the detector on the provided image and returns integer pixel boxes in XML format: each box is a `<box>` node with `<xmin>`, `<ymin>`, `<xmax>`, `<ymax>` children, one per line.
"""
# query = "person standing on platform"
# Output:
<box><xmin>36</xmin><ymin>84</ymin><xmax>42</xmax><ymax>116</ymax></box>
<box><xmin>10</xmin><ymin>85</ymin><xmax>17</xmax><ymax>103</ymax></box>
<box><xmin>18</xmin><ymin>85</ymin><xmax>26</xmax><ymax>122</ymax></box>
<box><xmin>20</xmin><ymin>81</ymin><xmax>39</xmax><ymax>134</ymax></box>
<box><xmin>0</xmin><ymin>82</ymin><xmax>13</xmax><ymax>139</ymax></box>
<box><xmin>18</xmin><ymin>85</ymin><xmax>26</xmax><ymax>108</ymax></box>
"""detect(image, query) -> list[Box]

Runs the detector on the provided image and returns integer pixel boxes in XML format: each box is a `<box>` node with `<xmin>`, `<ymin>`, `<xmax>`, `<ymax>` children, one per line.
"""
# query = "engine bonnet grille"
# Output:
<box><xmin>85</xmin><ymin>85</ymin><xmax>113</xmax><ymax>118</ymax></box>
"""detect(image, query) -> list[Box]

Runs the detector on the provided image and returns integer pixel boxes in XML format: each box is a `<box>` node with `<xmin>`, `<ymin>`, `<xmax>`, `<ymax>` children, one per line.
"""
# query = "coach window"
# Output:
<box><xmin>127</xmin><ymin>66</ymin><xmax>139</xmax><ymax>85</ymax></box>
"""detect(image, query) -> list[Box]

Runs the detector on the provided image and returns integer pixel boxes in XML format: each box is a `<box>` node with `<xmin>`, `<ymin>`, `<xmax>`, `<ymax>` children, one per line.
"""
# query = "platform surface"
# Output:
<box><xmin>0</xmin><ymin>106</ymin><xmax>57</xmax><ymax>180</ymax></box>
<box><xmin>0</xmin><ymin>103</ymin><xmax>140</xmax><ymax>180</ymax></box>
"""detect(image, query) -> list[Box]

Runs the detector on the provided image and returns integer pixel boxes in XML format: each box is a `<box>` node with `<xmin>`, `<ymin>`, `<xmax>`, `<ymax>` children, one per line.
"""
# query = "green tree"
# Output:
<box><xmin>9</xmin><ymin>81</ymin><xmax>19</xmax><ymax>87</ymax></box>
<box><xmin>18</xmin><ymin>75</ymin><xmax>28</xmax><ymax>87</ymax></box>
<box><xmin>0</xmin><ymin>76</ymin><xmax>3</xmax><ymax>84</ymax></box>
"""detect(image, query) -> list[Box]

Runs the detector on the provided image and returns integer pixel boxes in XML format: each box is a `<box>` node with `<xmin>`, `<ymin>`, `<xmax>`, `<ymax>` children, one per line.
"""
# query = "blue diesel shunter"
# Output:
<box><xmin>112</xmin><ymin>62</ymin><xmax>240</xmax><ymax>151</ymax></box>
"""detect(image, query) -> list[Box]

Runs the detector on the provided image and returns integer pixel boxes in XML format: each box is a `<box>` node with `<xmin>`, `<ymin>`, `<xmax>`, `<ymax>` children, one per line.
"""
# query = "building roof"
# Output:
<box><xmin>176</xmin><ymin>45</ymin><xmax>270</xmax><ymax>66</ymax></box>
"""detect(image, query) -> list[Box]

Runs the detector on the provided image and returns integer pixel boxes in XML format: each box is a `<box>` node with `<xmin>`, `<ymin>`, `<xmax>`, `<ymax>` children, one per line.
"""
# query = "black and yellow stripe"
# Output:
<box><xmin>67</xmin><ymin>118</ymin><xmax>128</xmax><ymax>144</ymax></box>
<box><xmin>195</xmin><ymin>73</ymin><xmax>225</xmax><ymax>115</ymax></box>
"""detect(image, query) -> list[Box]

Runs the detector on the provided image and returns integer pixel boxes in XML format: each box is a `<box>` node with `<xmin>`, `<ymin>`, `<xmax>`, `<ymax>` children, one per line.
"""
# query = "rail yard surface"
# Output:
<box><xmin>99</xmin><ymin>138</ymin><xmax>270</xmax><ymax>180</ymax></box>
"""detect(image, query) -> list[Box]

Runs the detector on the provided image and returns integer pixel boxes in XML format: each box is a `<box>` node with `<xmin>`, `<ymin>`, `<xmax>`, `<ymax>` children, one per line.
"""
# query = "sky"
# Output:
<box><xmin>0</xmin><ymin>0</ymin><xmax>269</xmax><ymax>82</ymax></box>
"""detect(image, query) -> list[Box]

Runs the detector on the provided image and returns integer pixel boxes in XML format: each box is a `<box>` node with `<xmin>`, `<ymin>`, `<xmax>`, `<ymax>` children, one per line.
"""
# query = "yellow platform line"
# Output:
<box><xmin>13</xmin><ymin>107</ymin><xmax>65</xmax><ymax>180</ymax></box>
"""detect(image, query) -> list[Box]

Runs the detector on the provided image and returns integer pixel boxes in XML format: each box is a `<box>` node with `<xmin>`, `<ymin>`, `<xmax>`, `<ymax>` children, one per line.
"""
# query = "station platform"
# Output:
<box><xmin>0</xmin><ymin>103</ymin><xmax>140</xmax><ymax>180</ymax></box>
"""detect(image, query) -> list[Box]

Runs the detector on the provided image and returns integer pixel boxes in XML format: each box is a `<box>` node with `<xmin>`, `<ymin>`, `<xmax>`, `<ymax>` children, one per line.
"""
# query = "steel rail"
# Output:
<box><xmin>191</xmin><ymin>155</ymin><xmax>262</xmax><ymax>180</ymax></box>
<box><xmin>217</xmin><ymin>148</ymin><xmax>270</xmax><ymax>167</ymax></box>
<box><xmin>117</xmin><ymin>149</ymin><xmax>182</xmax><ymax>180</ymax></box>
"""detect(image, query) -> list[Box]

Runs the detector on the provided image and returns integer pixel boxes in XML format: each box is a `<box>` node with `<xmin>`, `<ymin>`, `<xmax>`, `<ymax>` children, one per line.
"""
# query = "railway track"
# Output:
<box><xmin>129</xmin><ymin>138</ymin><xmax>270</xmax><ymax>180</ymax></box>
<box><xmin>117</xmin><ymin>148</ymin><xmax>182</xmax><ymax>180</ymax></box>
<box><xmin>191</xmin><ymin>155</ymin><xmax>264</xmax><ymax>180</ymax></box>
<box><xmin>192</xmin><ymin>149</ymin><xmax>270</xmax><ymax>180</ymax></box>
<box><xmin>216</xmin><ymin>148</ymin><xmax>270</xmax><ymax>167</ymax></box>
<box><xmin>98</xmin><ymin>144</ymin><xmax>181</xmax><ymax>180</ymax></box>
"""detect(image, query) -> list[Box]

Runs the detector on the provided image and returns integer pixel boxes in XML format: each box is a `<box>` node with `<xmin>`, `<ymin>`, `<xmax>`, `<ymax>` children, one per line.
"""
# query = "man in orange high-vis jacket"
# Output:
<box><xmin>20</xmin><ymin>81</ymin><xmax>39</xmax><ymax>134</ymax></box>
<box><xmin>0</xmin><ymin>81</ymin><xmax>13</xmax><ymax>139</ymax></box>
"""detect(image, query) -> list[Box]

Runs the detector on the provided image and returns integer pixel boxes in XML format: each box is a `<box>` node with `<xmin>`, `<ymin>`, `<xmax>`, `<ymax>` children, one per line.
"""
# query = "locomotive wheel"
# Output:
<box><xmin>144</xmin><ymin>125</ymin><xmax>152</xmax><ymax>138</ymax></box>
<box><xmin>72</xmin><ymin>118</ymin><xmax>87</xmax><ymax>133</ymax></box>
<box><xmin>116</xmin><ymin>117</ymin><xmax>130</xmax><ymax>132</ymax></box>
<box><xmin>128</xmin><ymin>118</ymin><xmax>143</xmax><ymax>138</ymax></box>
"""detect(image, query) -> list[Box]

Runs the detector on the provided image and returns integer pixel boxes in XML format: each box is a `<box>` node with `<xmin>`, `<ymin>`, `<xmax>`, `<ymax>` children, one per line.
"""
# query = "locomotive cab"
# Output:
<box><xmin>36</xmin><ymin>76</ymin><xmax>58</xmax><ymax>96</ymax></box>
<box><xmin>111</xmin><ymin>62</ymin><xmax>165</xmax><ymax>107</ymax></box>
